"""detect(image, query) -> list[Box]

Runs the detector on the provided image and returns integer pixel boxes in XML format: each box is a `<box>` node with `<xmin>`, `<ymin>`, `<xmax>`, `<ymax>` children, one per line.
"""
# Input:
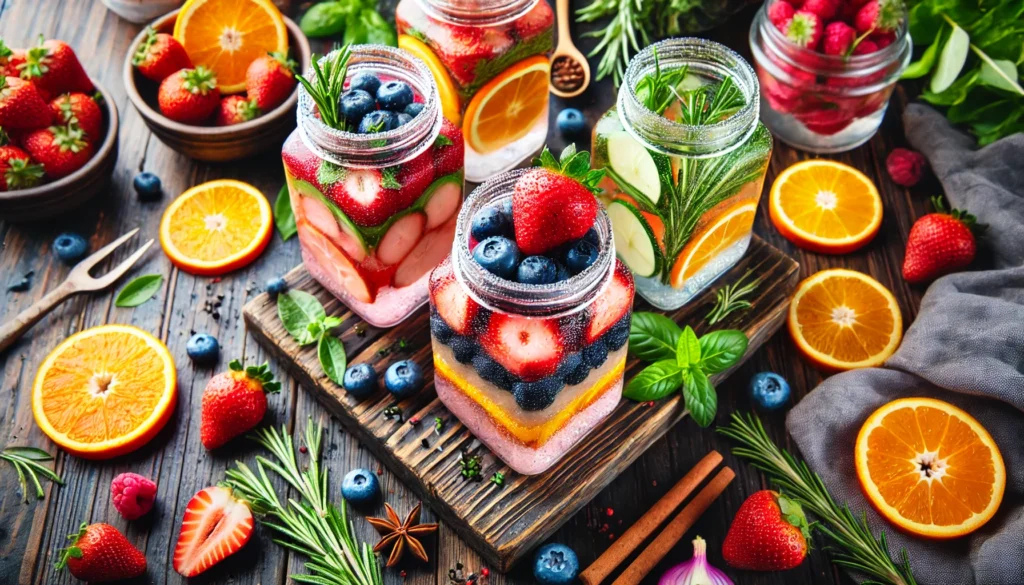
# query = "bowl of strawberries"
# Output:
<box><xmin>123</xmin><ymin>6</ymin><xmax>310</xmax><ymax>162</ymax></box>
<box><xmin>0</xmin><ymin>36</ymin><xmax>119</xmax><ymax>222</ymax></box>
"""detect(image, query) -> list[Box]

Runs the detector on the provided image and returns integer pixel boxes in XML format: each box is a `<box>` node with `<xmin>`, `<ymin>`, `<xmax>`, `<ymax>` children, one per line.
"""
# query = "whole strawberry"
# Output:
<box><xmin>23</xmin><ymin>123</ymin><xmax>93</xmax><ymax>179</ymax></box>
<box><xmin>886</xmin><ymin>147</ymin><xmax>926</xmax><ymax>187</ymax></box>
<box><xmin>855</xmin><ymin>0</ymin><xmax>902</xmax><ymax>35</ymax></box>
<box><xmin>158</xmin><ymin>66</ymin><xmax>220</xmax><ymax>124</ymax></box>
<box><xmin>768</xmin><ymin>0</ymin><xmax>795</xmax><ymax>31</ymax></box>
<box><xmin>50</xmin><ymin>92</ymin><xmax>103</xmax><ymax>139</ymax></box>
<box><xmin>0</xmin><ymin>75</ymin><xmax>52</xmax><ymax>129</ymax></box>
<box><xmin>800</xmin><ymin>0</ymin><xmax>838</xmax><ymax>21</ymax></box>
<box><xmin>822</xmin><ymin>21</ymin><xmax>857</xmax><ymax>56</ymax></box>
<box><xmin>56</xmin><ymin>522</ymin><xmax>146</xmax><ymax>583</ymax></box>
<box><xmin>245</xmin><ymin>52</ymin><xmax>297</xmax><ymax>112</ymax></box>
<box><xmin>132</xmin><ymin>27</ymin><xmax>192</xmax><ymax>82</ymax></box>
<box><xmin>902</xmin><ymin>196</ymin><xmax>977</xmax><ymax>284</ymax></box>
<box><xmin>785</xmin><ymin>10</ymin><xmax>823</xmax><ymax>49</ymax></box>
<box><xmin>0</xmin><ymin>40</ymin><xmax>18</xmax><ymax>77</ymax></box>
<box><xmin>200</xmin><ymin>359</ymin><xmax>280</xmax><ymax>449</ymax></box>
<box><xmin>723</xmin><ymin>490</ymin><xmax>810</xmax><ymax>571</ymax></box>
<box><xmin>0</xmin><ymin>142</ymin><xmax>43</xmax><ymax>190</ymax></box>
<box><xmin>216</xmin><ymin>95</ymin><xmax>261</xmax><ymax>126</ymax></box>
<box><xmin>18</xmin><ymin>36</ymin><xmax>94</xmax><ymax>98</ymax></box>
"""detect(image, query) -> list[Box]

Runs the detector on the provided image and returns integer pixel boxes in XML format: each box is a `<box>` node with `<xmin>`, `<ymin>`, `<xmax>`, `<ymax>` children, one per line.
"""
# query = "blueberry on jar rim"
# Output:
<box><xmin>564</xmin><ymin>239</ymin><xmax>599</xmax><ymax>274</ymax></box>
<box><xmin>376</xmin><ymin>80</ymin><xmax>414</xmax><ymax>111</ymax></box>
<box><xmin>394</xmin><ymin>112</ymin><xmax>413</xmax><ymax>128</ymax></box>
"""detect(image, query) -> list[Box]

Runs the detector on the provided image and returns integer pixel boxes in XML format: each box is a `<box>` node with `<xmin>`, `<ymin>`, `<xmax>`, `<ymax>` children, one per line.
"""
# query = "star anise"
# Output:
<box><xmin>367</xmin><ymin>502</ymin><xmax>438</xmax><ymax>566</ymax></box>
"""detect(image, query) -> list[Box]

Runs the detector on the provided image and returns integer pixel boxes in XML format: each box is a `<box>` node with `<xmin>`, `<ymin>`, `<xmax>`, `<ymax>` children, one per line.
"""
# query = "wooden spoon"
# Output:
<box><xmin>549</xmin><ymin>0</ymin><xmax>590</xmax><ymax>98</ymax></box>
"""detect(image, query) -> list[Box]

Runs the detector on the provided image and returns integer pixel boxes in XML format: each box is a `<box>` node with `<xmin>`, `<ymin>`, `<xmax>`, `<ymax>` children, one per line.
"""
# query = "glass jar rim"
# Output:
<box><xmin>414</xmin><ymin>0</ymin><xmax>539</xmax><ymax>26</ymax></box>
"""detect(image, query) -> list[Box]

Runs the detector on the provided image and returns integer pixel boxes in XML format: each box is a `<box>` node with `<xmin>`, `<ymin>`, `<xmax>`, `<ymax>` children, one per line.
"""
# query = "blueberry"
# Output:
<box><xmin>133</xmin><ymin>171</ymin><xmax>162</xmax><ymax>201</ymax></box>
<box><xmin>533</xmin><ymin>543</ymin><xmax>580</xmax><ymax>585</ymax></box>
<box><xmin>472</xmin><ymin>236</ymin><xmax>519</xmax><ymax>279</ymax></box>
<box><xmin>394</xmin><ymin>112</ymin><xmax>413</xmax><ymax>128</ymax></box>
<box><xmin>52</xmin><ymin>232</ymin><xmax>88</xmax><ymax>264</ymax></box>
<box><xmin>404</xmin><ymin>102</ymin><xmax>424</xmax><ymax>117</ymax></box>
<box><xmin>349</xmin><ymin>72</ymin><xmax>381</xmax><ymax>95</ymax></box>
<box><xmin>340</xmin><ymin>89</ymin><xmax>376</xmax><ymax>126</ymax></box>
<box><xmin>512</xmin><ymin>378</ymin><xmax>563</xmax><ymax>411</ymax></box>
<box><xmin>358</xmin><ymin>110</ymin><xmax>395</xmax><ymax>134</ymax></box>
<box><xmin>556</xmin><ymin>352</ymin><xmax>583</xmax><ymax>378</ymax></box>
<box><xmin>186</xmin><ymin>333</ymin><xmax>219</xmax><ymax>365</ymax></box>
<box><xmin>449</xmin><ymin>336</ymin><xmax>477</xmax><ymax>363</ymax></box>
<box><xmin>376</xmin><ymin>80</ymin><xmax>414</xmax><ymax>111</ymax></box>
<box><xmin>343</xmin><ymin>363</ymin><xmax>378</xmax><ymax>399</ymax></box>
<box><xmin>749</xmin><ymin>372</ymin><xmax>791</xmax><ymax>411</ymax></box>
<box><xmin>517</xmin><ymin>255</ymin><xmax>558</xmax><ymax>285</ymax></box>
<box><xmin>385</xmin><ymin>359</ymin><xmax>424</xmax><ymax>399</ymax></box>
<box><xmin>603</xmin><ymin>316</ymin><xmax>630</xmax><ymax>351</ymax></box>
<box><xmin>430</xmin><ymin>311</ymin><xmax>454</xmax><ymax>343</ymax></box>
<box><xmin>340</xmin><ymin>468</ymin><xmax>380</xmax><ymax>506</ymax></box>
<box><xmin>564</xmin><ymin>239</ymin><xmax>599</xmax><ymax>274</ymax></box>
<box><xmin>553</xmin><ymin>261</ymin><xmax>572</xmax><ymax>282</ymax></box>
<box><xmin>564</xmin><ymin>361</ymin><xmax>590</xmax><ymax>385</ymax></box>
<box><xmin>265</xmin><ymin>277</ymin><xmax>287</xmax><ymax>296</ymax></box>
<box><xmin>472</xmin><ymin>353</ymin><xmax>515</xmax><ymax>391</ymax></box>
<box><xmin>582</xmin><ymin>339</ymin><xmax>608</xmax><ymax>368</ymax></box>
<box><xmin>582</xmin><ymin>227</ymin><xmax>600</xmax><ymax>248</ymax></box>
<box><xmin>471</xmin><ymin>205</ymin><xmax>512</xmax><ymax>241</ymax></box>
<box><xmin>556</xmin><ymin>108</ymin><xmax>585</xmax><ymax>136</ymax></box>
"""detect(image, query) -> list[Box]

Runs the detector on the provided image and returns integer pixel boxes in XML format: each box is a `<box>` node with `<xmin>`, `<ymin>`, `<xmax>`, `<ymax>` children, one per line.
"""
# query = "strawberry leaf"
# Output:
<box><xmin>229</xmin><ymin>359</ymin><xmax>243</xmax><ymax>372</ymax></box>
<box><xmin>777</xmin><ymin>493</ymin><xmax>813</xmax><ymax>543</ymax></box>
<box><xmin>534</xmin><ymin>146</ymin><xmax>559</xmax><ymax>170</ymax></box>
<box><xmin>317</xmin><ymin>161</ymin><xmax>346</xmax><ymax>187</ymax></box>
<box><xmin>382</xmin><ymin>166</ymin><xmax>401</xmax><ymax>190</ymax></box>
<box><xmin>434</xmin><ymin>133</ymin><xmax>453</xmax><ymax>147</ymax></box>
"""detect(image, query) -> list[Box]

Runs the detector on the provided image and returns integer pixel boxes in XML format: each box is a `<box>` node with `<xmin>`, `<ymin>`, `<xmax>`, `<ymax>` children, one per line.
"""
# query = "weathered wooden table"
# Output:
<box><xmin>0</xmin><ymin>1</ymin><xmax>930</xmax><ymax>584</ymax></box>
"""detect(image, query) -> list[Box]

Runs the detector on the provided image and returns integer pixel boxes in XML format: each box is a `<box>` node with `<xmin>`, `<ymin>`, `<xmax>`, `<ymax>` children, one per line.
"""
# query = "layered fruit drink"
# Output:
<box><xmin>428</xmin><ymin>148</ymin><xmax>634</xmax><ymax>475</ymax></box>
<box><xmin>396</xmin><ymin>0</ymin><xmax>554</xmax><ymax>181</ymax></box>
<box><xmin>283</xmin><ymin>45</ymin><xmax>465</xmax><ymax>327</ymax></box>
<box><xmin>593</xmin><ymin>39</ymin><xmax>772</xmax><ymax>310</ymax></box>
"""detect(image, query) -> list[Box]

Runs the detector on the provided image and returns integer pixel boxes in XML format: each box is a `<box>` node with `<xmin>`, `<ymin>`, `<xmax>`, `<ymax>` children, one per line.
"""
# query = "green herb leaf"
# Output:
<box><xmin>114</xmin><ymin>274</ymin><xmax>162</xmax><ymax>307</ymax></box>
<box><xmin>434</xmin><ymin>133</ymin><xmax>453</xmax><ymax>147</ymax></box>
<box><xmin>318</xmin><ymin>161</ymin><xmax>346</xmax><ymax>186</ymax></box>
<box><xmin>675</xmin><ymin>325</ymin><xmax>701</xmax><ymax>366</ymax></box>
<box><xmin>300</xmin><ymin>0</ymin><xmax>358</xmax><ymax>37</ymax></box>
<box><xmin>278</xmin><ymin>290</ymin><xmax>327</xmax><ymax>345</ymax></box>
<box><xmin>698</xmin><ymin>330</ymin><xmax>748</xmax><ymax>374</ymax></box>
<box><xmin>682</xmin><ymin>366</ymin><xmax>716</xmax><ymax>427</ymax></box>
<box><xmin>343</xmin><ymin>8</ymin><xmax>397</xmax><ymax>47</ymax></box>
<box><xmin>381</xmin><ymin>166</ymin><xmax>401</xmax><ymax>189</ymax></box>
<box><xmin>629</xmin><ymin>312</ymin><xmax>682</xmax><ymax>362</ymax></box>
<box><xmin>978</xmin><ymin>56</ymin><xmax>1022</xmax><ymax>93</ymax></box>
<box><xmin>274</xmin><ymin>185</ymin><xmax>297</xmax><ymax>241</ymax></box>
<box><xmin>317</xmin><ymin>335</ymin><xmax>347</xmax><ymax>386</ymax></box>
<box><xmin>623</xmin><ymin>360</ymin><xmax>683</xmax><ymax>401</ymax></box>
<box><xmin>931</xmin><ymin>22</ymin><xmax>970</xmax><ymax>93</ymax></box>
<box><xmin>902</xmin><ymin>27</ymin><xmax>944</xmax><ymax>79</ymax></box>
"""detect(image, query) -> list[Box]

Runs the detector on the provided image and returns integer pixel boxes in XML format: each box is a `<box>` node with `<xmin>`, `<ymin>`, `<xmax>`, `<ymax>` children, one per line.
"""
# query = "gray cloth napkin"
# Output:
<box><xmin>786</xmin><ymin>103</ymin><xmax>1024</xmax><ymax>585</ymax></box>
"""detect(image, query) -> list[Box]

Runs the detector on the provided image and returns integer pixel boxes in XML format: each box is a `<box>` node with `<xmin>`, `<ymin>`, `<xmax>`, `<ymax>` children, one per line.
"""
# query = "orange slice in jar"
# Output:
<box><xmin>462</xmin><ymin>55</ymin><xmax>550</xmax><ymax>154</ymax></box>
<box><xmin>669</xmin><ymin>201</ymin><xmax>757</xmax><ymax>288</ymax></box>
<box><xmin>398</xmin><ymin>35</ymin><xmax>461</xmax><ymax>125</ymax></box>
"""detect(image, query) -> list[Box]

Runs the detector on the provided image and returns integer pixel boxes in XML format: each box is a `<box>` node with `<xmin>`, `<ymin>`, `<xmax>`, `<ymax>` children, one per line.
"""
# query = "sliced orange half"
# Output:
<box><xmin>770</xmin><ymin>160</ymin><xmax>882</xmax><ymax>254</ymax></box>
<box><xmin>160</xmin><ymin>179</ymin><xmax>273</xmax><ymax>275</ymax></box>
<box><xmin>463</xmin><ymin>55</ymin><xmax>549</xmax><ymax>154</ymax></box>
<box><xmin>398</xmin><ymin>35</ymin><xmax>461</xmax><ymax>125</ymax></box>
<box><xmin>32</xmin><ymin>325</ymin><xmax>177</xmax><ymax>459</ymax></box>
<box><xmin>669</xmin><ymin>201</ymin><xmax>757</xmax><ymax>288</ymax></box>
<box><xmin>855</xmin><ymin>397</ymin><xmax>1005</xmax><ymax>539</ymax></box>
<box><xmin>788</xmin><ymin>268</ymin><xmax>902</xmax><ymax>371</ymax></box>
<box><xmin>173</xmin><ymin>0</ymin><xmax>288</xmax><ymax>94</ymax></box>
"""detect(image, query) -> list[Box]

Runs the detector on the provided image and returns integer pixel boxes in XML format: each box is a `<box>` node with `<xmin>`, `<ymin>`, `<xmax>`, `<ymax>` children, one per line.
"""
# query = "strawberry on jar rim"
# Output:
<box><xmin>18</xmin><ymin>36</ymin><xmax>94</xmax><ymax>98</ymax></box>
<box><xmin>132</xmin><ymin>27</ymin><xmax>192</xmax><ymax>82</ymax></box>
<box><xmin>245</xmin><ymin>51</ymin><xmax>297</xmax><ymax>112</ymax></box>
<box><xmin>158</xmin><ymin>66</ymin><xmax>220</xmax><ymax>125</ymax></box>
<box><xmin>49</xmin><ymin>92</ymin><xmax>103</xmax><ymax>139</ymax></box>
<box><xmin>785</xmin><ymin>10</ymin><xmax>824</xmax><ymax>50</ymax></box>
<box><xmin>431</xmin><ymin>117</ymin><xmax>464</xmax><ymax>177</ymax></box>
<box><xmin>855</xmin><ymin>0</ymin><xmax>902</xmax><ymax>34</ymax></box>
<box><xmin>0</xmin><ymin>75</ymin><xmax>52</xmax><ymax>130</ymax></box>
<box><xmin>23</xmin><ymin>123</ymin><xmax>93</xmax><ymax>179</ymax></box>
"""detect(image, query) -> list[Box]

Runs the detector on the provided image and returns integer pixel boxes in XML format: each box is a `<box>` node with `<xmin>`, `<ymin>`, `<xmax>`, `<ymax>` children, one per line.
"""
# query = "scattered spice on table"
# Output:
<box><xmin>490</xmin><ymin>471</ymin><xmax>505</xmax><ymax>487</ymax></box>
<box><xmin>421</xmin><ymin>438</ymin><xmax>430</xmax><ymax>449</ymax></box>
<box><xmin>383</xmin><ymin>405</ymin><xmax>402</xmax><ymax>420</ymax></box>
<box><xmin>434</xmin><ymin>417</ymin><xmax>445</xmax><ymax>434</ymax></box>
<box><xmin>367</xmin><ymin>502</ymin><xmax>438</xmax><ymax>566</ymax></box>
<box><xmin>459</xmin><ymin>451</ymin><xmax>482</xmax><ymax>481</ymax></box>
<box><xmin>7</xmin><ymin>271</ymin><xmax>33</xmax><ymax>292</ymax></box>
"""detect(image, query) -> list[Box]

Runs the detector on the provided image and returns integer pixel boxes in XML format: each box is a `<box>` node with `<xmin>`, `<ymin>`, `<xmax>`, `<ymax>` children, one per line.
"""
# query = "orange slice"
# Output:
<box><xmin>788</xmin><ymin>268</ymin><xmax>902</xmax><ymax>371</ymax></box>
<box><xmin>160</xmin><ymin>179</ymin><xmax>273</xmax><ymax>275</ymax></box>
<box><xmin>669</xmin><ymin>201</ymin><xmax>757</xmax><ymax>287</ymax></box>
<box><xmin>770</xmin><ymin>160</ymin><xmax>882</xmax><ymax>254</ymax></box>
<box><xmin>463</xmin><ymin>55</ymin><xmax>549</xmax><ymax>154</ymax></box>
<box><xmin>32</xmin><ymin>325</ymin><xmax>177</xmax><ymax>459</ymax></box>
<box><xmin>173</xmin><ymin>0</ymin><xmax>288</xmax><ymax>94</ymax></box>
<box><xmin>398</xmin><ymin>35</ymin><xmax>461</xmax><ymax>125</ymax></box>
<box><xmin>855</xmin><ymin>397</ymin><xmax>1005</xmax><ymax>539</ymax></box>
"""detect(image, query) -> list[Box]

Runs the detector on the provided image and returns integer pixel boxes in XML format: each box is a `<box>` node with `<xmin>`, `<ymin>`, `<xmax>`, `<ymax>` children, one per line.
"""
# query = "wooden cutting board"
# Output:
<box><xmin>243</xmin><ymin>235</ymin><xmax>798</xmax><ymax>571</ymax></box>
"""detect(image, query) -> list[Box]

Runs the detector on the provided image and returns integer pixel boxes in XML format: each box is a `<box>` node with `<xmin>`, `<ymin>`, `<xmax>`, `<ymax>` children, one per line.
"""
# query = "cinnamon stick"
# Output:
<box><xmin>579</xmin><ymin>451</ymin><xmax>724</xmax><ymax>585</ymax></box>
<box><xmin>611</xmin><ymin>467</ymin><xmax>736</xmax><ymax>585</ymax></box>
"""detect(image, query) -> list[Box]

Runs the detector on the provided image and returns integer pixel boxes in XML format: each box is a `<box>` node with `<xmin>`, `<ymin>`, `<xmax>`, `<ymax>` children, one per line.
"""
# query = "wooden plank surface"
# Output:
<box><xmin>0</xmin><ymin>0</ymin><xmax>934</xmax><ymax>584</ymax></box>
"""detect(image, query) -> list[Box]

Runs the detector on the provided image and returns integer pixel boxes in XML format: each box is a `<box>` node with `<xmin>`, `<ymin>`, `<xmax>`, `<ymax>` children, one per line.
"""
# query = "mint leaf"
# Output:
<box><xmin>317</xmin><ymin>334</ymin><xmax>347</xmax><ymax>386</ymax></box>
<box><xmin>382</xmin><ymin>166</ymin><xmax>401</xmax><ymax>189</ymax></box>
<box><xmin>274</xmin><ymin>184</ymin><xmax>297</xmax><ymax>241</ymax></box>
<box><xmin>623</xmin><ymin>360</ymin><xmax>683</xmax><ymax>401</ymax></box>
<box><xmin>114</xmin><ymin>274</ymin><xmax>162</xmax><ymax>307</ymax></box>
<box><xmin>278</xmin><ymin>290</ymin><xmax>326</xmax><ymax>345</ymax></box>
<box><xmin>698</xmin><ymin>330</ymin><xmax>748</xmax><ymax>374</ymax></box>
<box><xmin>317</xmin><ymin>161</ymin><xmax>346</xmax><ymax>187</ymax></box>
<box><xmin>682</xmin><ymin>366</ymin><xmax>716</xmax><ymax>427</ymax></box>
<box><xmin>676</xmin><ymin>325</ymin><xmax>701</xmax><ymax>366</ymax></box>
<box><xmin>629</xmin><ymin>312</ymin><xmax>681</xmax><ymax>362</ymax></box>
<box><xmin>434</xmin><ymin>133</ymin><xmax>453</xmax><ymax>147</ymax></box>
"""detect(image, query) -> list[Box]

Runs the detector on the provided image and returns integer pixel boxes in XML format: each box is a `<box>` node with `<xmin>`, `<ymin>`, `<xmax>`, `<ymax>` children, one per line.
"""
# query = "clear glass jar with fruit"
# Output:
<box><xmin>395</xmin><ymin>0</ymin><xmax>554</xmax><ymax>182</ymax></box>
<box><xmin>282</xmin><ymin>45</ymin><xmax>465</xmax><ymax>328</ymax></box>
<box><xmin>593</xmin><ymin>39</ymin><xmax>772</xmax><ymax>311</ymax></box>
<box><xmin>428</xmin><ymin>151</ymin><xmax>635</xmax><ymax>475</ymax></box>
<box><xmin>750</xmin><ymin>0</ymin><xmax>911</xmax><ymax>152</ymax></box>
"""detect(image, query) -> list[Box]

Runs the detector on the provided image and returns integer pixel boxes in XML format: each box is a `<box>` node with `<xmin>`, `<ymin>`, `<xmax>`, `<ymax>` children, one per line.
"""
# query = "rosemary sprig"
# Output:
<box><xmin>577</xmin><ymin>0</ymin><xmax>650</xmax><ymax>85</ymax></box>
<box><xmin>705</xmin><ymin>269</ymin><xmax>760</xmax><ymax>325</ymax></box>
<box><xmin>224</xmin><ymin>419</ymin><xmax>383</xmax><ymax>585</ymax></box>
<box><xmin>296</xmin><ymin>45</ymin><xmax>352</xmax><ymax>131</ymax></box>
<box><xmin>1</xmin><ymin>446</ymin><xmax>63</xmax><ymax>502</ymax></box>
<box><xmin>719</xmin><ymin>413</ymin><xmax>918</xmax><ymax>585</ymax></box>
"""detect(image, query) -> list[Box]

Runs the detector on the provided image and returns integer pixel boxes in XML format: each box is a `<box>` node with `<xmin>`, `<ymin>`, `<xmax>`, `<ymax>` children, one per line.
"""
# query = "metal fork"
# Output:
<box><xmin>0</xmin><ymin>229</ymin><xmax>155</xmax><ymax>353</ymax></box>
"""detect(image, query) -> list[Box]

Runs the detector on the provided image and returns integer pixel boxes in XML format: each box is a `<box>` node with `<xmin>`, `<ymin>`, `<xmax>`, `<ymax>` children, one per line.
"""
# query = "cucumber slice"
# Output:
<box><xmin>607</xmin><ymin>199</ymin><xmax>661</xmax><ymax>278</ymax></box>
<box><xmin>607</xmin><ymin>131</ymin><xmax>662</xmax><ymax>206</ymax></box>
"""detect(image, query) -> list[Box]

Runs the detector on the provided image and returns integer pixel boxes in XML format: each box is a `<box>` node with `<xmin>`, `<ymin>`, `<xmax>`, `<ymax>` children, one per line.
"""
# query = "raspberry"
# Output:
<box><xmin>786</xmin><ymin>11</ymin><xmax>823</xmax><ymax>49</ymax></box>
<box><xmin>870</xmin><ymin>31</ymin><xmax>896</xmax><ymax>48</ymax></box>
<box><xmin>111</xmin><ymin>472</ymin><xmax>158</xmax><ymax>520</ymax></box>
<box><xmin>768</xmin><ymin>1</ymin><xmax>795</xmax><ymax>31</ymax></box>
<box><xmin>801</xmin><ymin>0</ymin><xmax>838</xmax><ymax>20</ymax></box>
<box><xmin>823</xmin><ymin>21</ymin><xmax>857</xmax><ymax>55</ymax></box>
<box><xmin>886</xmin><ymin>148</ymin><xmax>927</xmax><ymax>187</ymax></box>
<box><xmin>852</xmin><ymin>39</ymin><xmax>880</xmax><ymax>55</ymax></box>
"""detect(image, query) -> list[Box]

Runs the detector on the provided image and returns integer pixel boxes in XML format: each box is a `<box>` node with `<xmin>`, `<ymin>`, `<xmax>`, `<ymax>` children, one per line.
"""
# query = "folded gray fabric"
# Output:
<box><xmin>786</xmin><ymin>104</ymin><xmax>1024</xmax><ymax>585</ymax></box>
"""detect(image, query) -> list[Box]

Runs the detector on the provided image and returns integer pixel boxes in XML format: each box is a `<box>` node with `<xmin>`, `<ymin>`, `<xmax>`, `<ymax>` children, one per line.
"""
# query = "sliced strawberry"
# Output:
<box><xmin>393</xmin><ymin>149</ymin><xmax>435</xmax><ymax>209</ymax></box>
<box><xmin>794</xmin><ymin>106</ymin><xmax>854</xmax><ymax>135</ymax></box>
<box><xmin>173</xmin><ymin>486</ymin><xmax>253</xmax><ymax>578</ymax></box>
<box><xmin>482</xmin><ymin>313</ymin><xmax>564</xmax><ymax>381</ymax></box>
<box><xmin>432</xmin><ymin>273</ymin><xmax>479</xmax><ymax>335</ymax></box>
<box><xmin>424</xmin><ymin>179</ymin><xmax>463</xmax><ymax>229</ymax></box>
<box><xmin>299</xmin><ymin>222</ymin><xmax>375</xmax><ymax>303</ymax></box>
<box><xmin>325</xmin><ymin>168</ymin><xmax>399</xmax><ymax>227</ymax></box>
<box><xmin>358</xmin><ymin>255</ymin><xmax>397</xmax><ymax>293</ymax></box>
<box><xmin>431</xmin><ymin>118</ymin><xmax>464</xmax><ymax>177</ymax></box>
<box><xmin>377</xmin><ymin>212</ymin><xmax>425</xmax><ymax>265</ymax></box>
<box><xmin>282</xmin><ymin>133</ymin><xmax>320</xmax><ymax>187</ymax></box>
<box><xmin>394</xmin><ymin>216</ymin><xmax>457</xmax><ymax>288</ymax></box>
<box><xmin>585</xmin><ymin>261</ymin><xmax>635</xmax><ymax>344</ymax></box>
<box><xmin>514</xmin><ymin>0</ymin><xmax>554</xmax><ymax>39</ymax></box>
<box><xmin>433</xmin><ymin>26</ymin><xmax>497</xmax><ymax>87</ymax></box>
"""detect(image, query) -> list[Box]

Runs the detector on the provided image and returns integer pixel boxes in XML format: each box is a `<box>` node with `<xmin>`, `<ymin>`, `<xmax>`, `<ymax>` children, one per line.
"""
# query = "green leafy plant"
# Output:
<box><xmin>277</xmin><ymin>290</ymin><xmax>347</xmax><ymax>386</ymax></box>
<box><xmin>1</xmin><ymin>446</ymin><xmax>63</xmax><ymax>502</ymax></box>
<box><xmin>274</xmin><ymin>184</ymin><xmax>296</xmax><ymax>241</ymax></box>
<box><xmin>624</xmin><ymin>312</ymin><xmax>747</xmax><ymax>426</ymax></box>
<box><xmin>534</xmin><ymin>143</ymin><xmax>606</xmax><ymax>190</ymax></box>
<box><xmin>904</xmin><ymin>0</ymin><xmax>1024</xmax><ymax>145</ymax></box>
<box><xmin>114</xmin><ymin>274</ymin><xmax>163</xmax><ymax>308</ymax></box>
<box><xmin>300</xmin><ymin>0</ymin><xmax>396</xmax><ymax>46</ymax></box>
<box><xmin>705</xmin><ymin>269</ymin><xmax>760</xmax><ymax>325</ymax></box>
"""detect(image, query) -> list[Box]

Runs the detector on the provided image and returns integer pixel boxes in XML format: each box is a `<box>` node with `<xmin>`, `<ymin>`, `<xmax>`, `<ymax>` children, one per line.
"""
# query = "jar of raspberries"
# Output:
<box><xmin>750</xmin><ymin>0</ymin><xmax>912</xmax><ymax>153</ymax></box>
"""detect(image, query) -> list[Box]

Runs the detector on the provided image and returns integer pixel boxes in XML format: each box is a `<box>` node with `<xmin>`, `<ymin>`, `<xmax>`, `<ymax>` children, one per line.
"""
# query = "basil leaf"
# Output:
<box><xmin>114</xmin><ymin>274</ymin><xmax>162</xmax><ymax>307</ymax></box>
<box><xmin>682</xmin><ymin>366</ymin><xmax>717</xmax><ymax>427</ymax></box>
<box><xmin>629</xmin><ymin>312</ymin><xmax>682</xmax><ymax>362</ymax></box>
<box><xmin>623</xmin><ymin>360</ymin><xmax>683</xmax><ymax>401</ymax></box>
<box><xmin>317</xmin><ymin>334</ymin><xmax>347</xmax><ymax>386</ymax></box>
<box><xmin>300</xmin><ymin>0</ymin><xmax>355</xmax><ymax>37</ymax></box>
<box><xmin>322</xmin><ymin>315</ymin><xmax>344</xmax><ymax>330</ymax></box>
<box><xmin>902</xmin><ymin>26</ymin><xmax>944</xmax><ymax>80</ymax></box>
<box><xmin>698</xmin><ymin>330</ymin><xmax>748</xmax><ymax>374</ymax></box>
<box><xmin>675</xmin><ymin>325</ymin><xmax>701</xmax><ymax>366</ymax></box>
<box><xmin>278</xmin><ymin>290</ymin><xmax>326</xmax><ymax>345</ymax></box>
<box><xmin>978</xmin><ymin>57</ymin><xmax>1022</xmax><ymax>93</ymax></box>
<box><xmin>274</xmin><ymin>185</ymin><xmax>297</xmax><ymax>241</ymax></box>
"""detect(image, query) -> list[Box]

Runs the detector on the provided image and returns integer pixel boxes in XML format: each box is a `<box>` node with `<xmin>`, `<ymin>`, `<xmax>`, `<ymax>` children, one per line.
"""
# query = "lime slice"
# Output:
<box><xmin>930</xmin><ymin>23</ymin><xmax>969</xmax><ymax>94</ymax></box>
<box><xmin>607</xmin><ymin>199</ymin><xmax>661</xmax><ymax>278</ymax></box>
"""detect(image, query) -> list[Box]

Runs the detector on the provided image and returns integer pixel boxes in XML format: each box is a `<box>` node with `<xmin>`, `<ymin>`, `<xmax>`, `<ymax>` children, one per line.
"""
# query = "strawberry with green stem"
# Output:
<box><xmin>23</xmin><ymin>123</ymin><xmax>93</xmax><ymax>179</ymax></box>
<box><xmin>157</xmin><ymin>66</ymin><xmax>220</xmax><ymax>124</ymax></box>
<box><xmin>200</xmin><ymin>359</ymin><xmax>281</xmax><ymax>449</ymax></box>
<box><xmin>723</xmin><ymin>490</ymin><xmax>811</xmax><ymax>571</ymax></box>
<box><xmin>246</xmin><ymin>51</ymin><xmax>297</xmax><ymax>111</ymax></box>
<box><xmin>132</xmin><ymin>27</ymin><xmax>192</xmax><ymax>82</ymax></box>
<box><xmin>902</xmin><ymin>196</ymin><xmax>979</xmax><ymax>284</ymax></box>
<box><xmin>55</xmin><ymin>522</ymin><xmax>146</xmax><ymax>583</ymax></box>
<box><xmin>0</xmin><ymin>128</ymin><xmax>44</xmax><ymax>191</ymax></box>
<box><xmin>18</xmin><ymin>35</ymin><xmax>94</xmax><ymax>98</ymax></box>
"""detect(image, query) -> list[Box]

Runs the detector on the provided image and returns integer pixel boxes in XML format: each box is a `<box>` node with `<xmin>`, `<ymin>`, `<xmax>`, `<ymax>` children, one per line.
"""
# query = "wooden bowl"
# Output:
<box><xmin>101</xmin><ymin>0</ymin><xmax>182</xmax><ymax>23</ymax></box>
<box><xmin>0</xmin><ymin>79</ymin><xmax>120</xmax><ymax>223</ymax></box>
<box><xmin>123</xmin><ymin>10</ymin><xmax>310</xmax><ymax>162</ymax></box>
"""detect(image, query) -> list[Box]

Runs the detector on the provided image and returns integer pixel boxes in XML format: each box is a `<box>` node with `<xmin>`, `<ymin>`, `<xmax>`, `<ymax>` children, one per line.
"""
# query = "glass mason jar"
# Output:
<box><xmin>395</xmin><ymin>0</ymin><xmax>554</xmax><ymax>182</ymax></box>
<box><xmin>593</xmin><ymin>38</ymin><xmax>772</xmax><ymax>311</ymax></box>
<box><xmin>282</xmin><ymin>45</ymin><xmax>465</xmax><ymax>328</ymax></box>
<box><xmin>750</xmin><ymin>0</ymin><xmax>911</xmax><ymax>153</ymax></box>
<box><xmin>428</xmin><ymin>170</ymin><xmax>635</xmax><ymax>475</ymax></box>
